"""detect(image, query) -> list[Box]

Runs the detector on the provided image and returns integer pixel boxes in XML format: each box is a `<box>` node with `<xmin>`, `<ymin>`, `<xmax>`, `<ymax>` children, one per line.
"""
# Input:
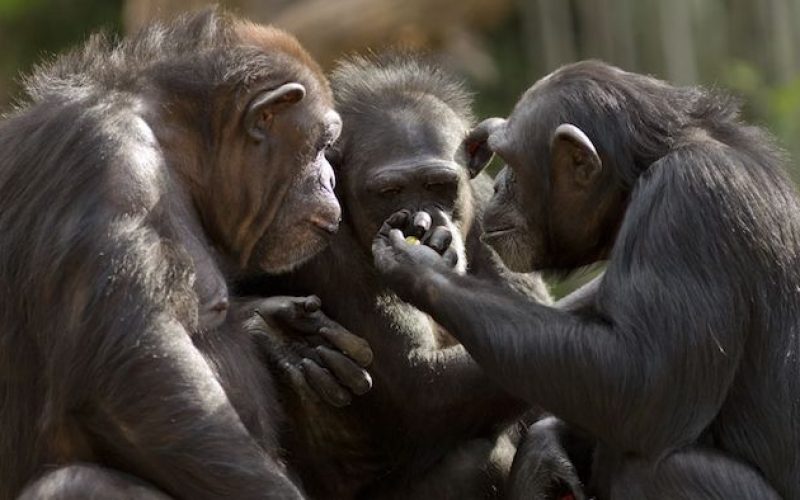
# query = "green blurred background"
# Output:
<box><xmin>1</xmin><ymin>0</ymin><xmax>799</xmax><ymax>294</ymax></box>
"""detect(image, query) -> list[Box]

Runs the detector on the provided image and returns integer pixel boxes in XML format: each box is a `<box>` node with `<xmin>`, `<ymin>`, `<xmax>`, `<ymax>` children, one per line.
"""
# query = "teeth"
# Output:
<box><xmin>405</xmin><ymin>236</ymin><xmax>421</xmax><ymax>245</ymax></box>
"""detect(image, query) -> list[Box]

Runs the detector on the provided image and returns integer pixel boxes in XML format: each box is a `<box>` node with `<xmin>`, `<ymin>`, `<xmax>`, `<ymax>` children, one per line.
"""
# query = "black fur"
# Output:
<box><xmin>373</xmin><ymin>61</ymin><xmax>798</xmax><ymax>499</ymax></box>
<box><xmin>241</xmin><ymin>54</ymin><xmax>551</xmax><ymax>499</ymax></box>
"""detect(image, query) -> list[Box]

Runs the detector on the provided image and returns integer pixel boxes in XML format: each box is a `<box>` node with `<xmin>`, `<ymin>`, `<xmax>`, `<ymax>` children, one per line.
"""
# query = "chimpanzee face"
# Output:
<box><xmin>188</xmin><ymin>41</ymin><xmax>342</xmax><ymax>275</ymax></box>
<box><xmin>241</xmin><ymin>83</ymin><xmax>342</xmax><ymax>274</ymax></box>
<box><xmin>479</xmin><ymin>111</ymin><xmax>551</xmax><ymax>273</ymax></box>
<box><xmin>471</xmin><ymin>83</ymin><xmax>626</xmax><ymax>273</ymax></box>
<box><xmin>334</xmin><ymin>96</ymin><xmax>475</xmax><ymax>256</ymax></box>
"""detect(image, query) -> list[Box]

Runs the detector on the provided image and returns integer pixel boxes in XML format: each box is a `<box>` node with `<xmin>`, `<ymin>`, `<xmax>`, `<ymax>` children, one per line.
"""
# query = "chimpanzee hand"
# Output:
<box><xmin>372</xmin><ymin>210</ymin><xmax>460</xmax><ymax>298</ymax></box>
<box><xmin>242</xmin><ymin>295</ymin><xmax>373</xmax><ymax>408</ymax></box>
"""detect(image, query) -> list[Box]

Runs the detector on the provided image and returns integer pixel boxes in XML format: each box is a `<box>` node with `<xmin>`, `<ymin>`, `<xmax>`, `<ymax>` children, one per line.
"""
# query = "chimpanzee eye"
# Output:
<box><xmin>379</xmin><ymin>186</ymin><xmax>403</xmax><ymax>196</ymax></box>
<box><xmin>315</xmin><ymin>132</ymin><xmax>337</xmax><ymax>153</ymax></box>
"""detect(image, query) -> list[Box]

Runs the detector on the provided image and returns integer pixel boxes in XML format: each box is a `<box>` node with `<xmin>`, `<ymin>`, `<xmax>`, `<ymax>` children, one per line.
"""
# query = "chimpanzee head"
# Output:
<box><xmin>467</xmin><ymin>61</ymin><xmax>683</xmax><ymax>272</ymax></box>
<box><xmin>143</xmin><ymin>12</ymin><xmax>342</xmax><ymax>274</ymax></box>
<box><xmin>328</xmin><ymin>54</ymin><xmax>477</xmax><ymax>264</ymax></box>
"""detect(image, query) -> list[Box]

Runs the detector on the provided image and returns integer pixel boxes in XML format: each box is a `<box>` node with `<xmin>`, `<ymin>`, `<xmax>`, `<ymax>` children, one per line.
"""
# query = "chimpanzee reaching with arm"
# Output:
<box><xmin>373</xmin><ymin>61</ymin><xmax>796</xmax><ymax>499</ymax></box>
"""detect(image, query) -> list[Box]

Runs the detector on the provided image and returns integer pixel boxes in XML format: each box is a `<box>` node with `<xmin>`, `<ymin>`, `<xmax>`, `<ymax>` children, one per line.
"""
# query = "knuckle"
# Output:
<box><xmin>333</xmin><ymin>392</ymin><xmax>352</xmax><ymax>407</ymax></box>
<box><xmin>300</xmin><ymin>357</ymin><xmax>317</xmax><ymax>372</ymax></box>
<box><xmin>315</xmin><ymin>345</ymin><xmax>334</xmax><ymax>360</ymax></box>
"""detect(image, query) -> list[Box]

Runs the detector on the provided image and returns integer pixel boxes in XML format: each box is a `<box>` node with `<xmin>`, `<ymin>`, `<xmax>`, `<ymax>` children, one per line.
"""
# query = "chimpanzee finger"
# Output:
<box><xmin>316</xmin><ymin>345</ymin><xmax>373</xmax><ymax>395</ymax></box>
<box><xmin>443</xmin><ymin>247</ymin><xmax>459</xmax><ymax>269</ymax></box>
<box><xmin>259</xmin><ymin>298</ymin><xmax>321</xmax><ymax>335</ymax></box>
<box><xmin>388</xmin><ymin>228</ymin><xmax>407</xmax><ymax>248</ymax></box>
<box><xmin>319</xmin><ymin>326</ymin><xmax>373</xmax><ymax>367</ymax></box>
<box><xmin>379</xmin><ymin>210</ymin><xmax>412</xmax><ymax>237</ymax></box>
<box><xmin>408</xmin><ymin>211</ymin><xmax>432</xmax><ymax>239</ymax></box>
<box><xmin>251</xmin><ymin>296</ymin><xmax>304</xmax><ymax>320</ymax></box>
<box><xmin>279</xmin><ymin>359</ymin><xmax>320</xmax><ymax>403</ymax></box>
<box><xmin>282</xmin><ymin>295</ymin><xmax>321</xmax><ymax>322</ymax></box>
<box><xmin>303</xmin><ymin>295</ymin><xmax>321</xmax><ymax>312</ymax></box>
<box><xmin>372</xmin><ymin>237</ymin><xmax>395</xmax><ymax>273</ymax></box>
<box><xmin>423</xmin><ymin>226</ymin><xmax>453</xmax><ymax>254</ymax></box>
<box><xmin>300</xmin><ymin>358</ymin><xmax>352</xmax><ymax>407</ymax></box>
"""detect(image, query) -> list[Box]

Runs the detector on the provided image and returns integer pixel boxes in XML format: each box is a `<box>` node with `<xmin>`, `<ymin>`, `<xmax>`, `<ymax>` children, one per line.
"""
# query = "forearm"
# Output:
<box><xmin>356</xmin><ymin>297</ymin><xmax>526</xmax><ymax>433</ymax></box>
<box><xmin>403</xmin><ymin>344</ymin><xmax>529</xmax><ymax>432</ymax></box>
<box><xmin>406</xmin><ymin>268</ymin><xmax>630</xmax><ymax>440</ymax></box>
<box><xmin>411</xmin><ymin>269</ymin><xmax>742</xmax><ymax>454</ymax></box>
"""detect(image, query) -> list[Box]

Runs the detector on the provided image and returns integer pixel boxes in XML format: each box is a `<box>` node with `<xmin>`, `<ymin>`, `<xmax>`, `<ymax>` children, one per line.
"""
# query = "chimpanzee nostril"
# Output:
<box><xmin>319</xmin><ymin>162</ymin><xmax>336</xmax><ymax>191</ymax></box>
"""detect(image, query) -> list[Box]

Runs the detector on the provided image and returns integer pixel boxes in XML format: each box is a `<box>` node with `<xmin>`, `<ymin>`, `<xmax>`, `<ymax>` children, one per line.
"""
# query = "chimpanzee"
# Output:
<box><xmin>372</xmin><ymin>60</ymin><xmax>798</xmax><ymax>499</ymax></box>
<box><xmin>0</xmin><ymin>10</ymin><xmax>372</xmax><ymax>499</ymax></box>
<box><xmin>240</xmin><ymin>54</ymin><xmax>552</xmax><ymax>499</ymax></box>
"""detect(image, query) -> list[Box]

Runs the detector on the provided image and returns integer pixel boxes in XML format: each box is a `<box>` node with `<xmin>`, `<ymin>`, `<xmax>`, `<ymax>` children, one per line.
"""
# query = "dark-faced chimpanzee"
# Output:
<box><xmin>372</xmin><ymin>60</ymin><xmax>799</xmax><ymax>499</ymax></box>
<box><xmin>0</xmin><ymin>10</ymin><xmax>373</xmax><ymax>499</ymax></box>
<box><xmin>240</xmin><ymin>54</ymin><xmax>552</xmax><ymax>499</ymax></box>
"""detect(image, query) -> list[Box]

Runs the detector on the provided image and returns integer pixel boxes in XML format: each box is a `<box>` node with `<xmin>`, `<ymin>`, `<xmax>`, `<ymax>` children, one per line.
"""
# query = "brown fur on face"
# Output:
<box><xmin>134</xmin><ymin>14</ymin><xmax>343</xmax><ymax>275</ymax></box>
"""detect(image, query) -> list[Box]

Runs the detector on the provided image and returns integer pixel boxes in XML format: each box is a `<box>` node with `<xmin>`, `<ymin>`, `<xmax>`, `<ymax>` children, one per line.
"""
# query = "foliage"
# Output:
<box><xmin>0</xmin><ymin>0</ymin><xmax>123</xmax><ymax>105</ymax></box>
<box><xmin>723</xmin><ymin>60</ymin><xmax>800</xmax><ymax>179</ymax></box>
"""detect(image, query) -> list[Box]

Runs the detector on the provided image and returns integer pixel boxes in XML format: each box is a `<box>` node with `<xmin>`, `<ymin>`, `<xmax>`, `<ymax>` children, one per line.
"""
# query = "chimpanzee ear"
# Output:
<box><xmin>245</xmin><ymin>82</ymin><xmax>306</xmax><ymax>141</ymax></box>
<box><xmin>462</xmin><ymin>117</ymin><xmax>506</xmax><ymax>179</ymax></box>
<box><xmin>551</xmin><ymin>123</ymin><xmax>602</xmax><ymax>187</ymax></box>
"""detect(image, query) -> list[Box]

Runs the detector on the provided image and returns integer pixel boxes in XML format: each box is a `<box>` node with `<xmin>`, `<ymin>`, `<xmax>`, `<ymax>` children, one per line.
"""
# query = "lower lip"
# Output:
<box><xmin>310</xmin><ymin>222</ymin><xmax>338</xmax><ymax>238</ymax></box>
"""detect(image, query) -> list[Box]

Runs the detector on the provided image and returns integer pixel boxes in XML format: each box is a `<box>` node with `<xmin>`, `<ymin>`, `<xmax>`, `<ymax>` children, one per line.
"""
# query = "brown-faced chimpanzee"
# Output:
<box><xmin>240</xmin><ymin>54</ymin><xmax>552</xmax><ymax>499</ymax></box>
<box><xmin>0</xmin><ymin>10</ymin><xmax>372</xmax><ymax>499</ymax></box>
<box><xmin>372</xmin><ymin>61</ymin><xmax>797</xmax><ymax>499</ymax></box>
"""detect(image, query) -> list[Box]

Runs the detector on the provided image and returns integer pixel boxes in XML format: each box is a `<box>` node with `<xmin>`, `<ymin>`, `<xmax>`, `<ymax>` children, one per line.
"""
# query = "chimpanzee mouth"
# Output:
<box><xmin>307</xmin><ymin>218</ymin><xmax>340</xmax><ymax>239</ymax></box>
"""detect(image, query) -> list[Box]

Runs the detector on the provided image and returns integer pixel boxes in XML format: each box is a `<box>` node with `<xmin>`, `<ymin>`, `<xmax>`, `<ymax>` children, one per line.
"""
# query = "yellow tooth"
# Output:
<box><xmin>405</xmin><ymin>236</ymin><xmax>420</xmax><ymax>245</ymax></box>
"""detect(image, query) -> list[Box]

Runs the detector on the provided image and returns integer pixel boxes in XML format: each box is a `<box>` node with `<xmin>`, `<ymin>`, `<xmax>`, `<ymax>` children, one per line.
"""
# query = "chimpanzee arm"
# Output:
<box><xmin>374</xmin><ymin>224</ymin><xmax>531</xmax><ymax>433</ymax></box>
<box><xmin>400</xmin><ymin>340</ymin><xmax>529</xmax><ymax>433</ymax></box>
<box><xmin>259</xmin><ymin>224</ymin><xmax>530</xmax><ymax>435</ymax></box>
<box><xmin>52</xmin><ymin>220</ymin><xmax>301</xmax><ymax>500</ymax></box>
<box><xmin>373</xmin><ymin>156</ymin><xmax>746</xmax><ymax>455</ymax></box>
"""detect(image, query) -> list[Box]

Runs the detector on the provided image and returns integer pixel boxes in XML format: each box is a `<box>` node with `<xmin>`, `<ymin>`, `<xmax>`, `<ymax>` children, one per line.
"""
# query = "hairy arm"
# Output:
<box><xmin>259</xmin><ymin>223</ymin><xmax>529</xmax><ymax>435</ymax></box>
<box><xmin>373</xmin><ymin>167</ymin><xmax>746</xmax><ymax>454</ymax></box>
